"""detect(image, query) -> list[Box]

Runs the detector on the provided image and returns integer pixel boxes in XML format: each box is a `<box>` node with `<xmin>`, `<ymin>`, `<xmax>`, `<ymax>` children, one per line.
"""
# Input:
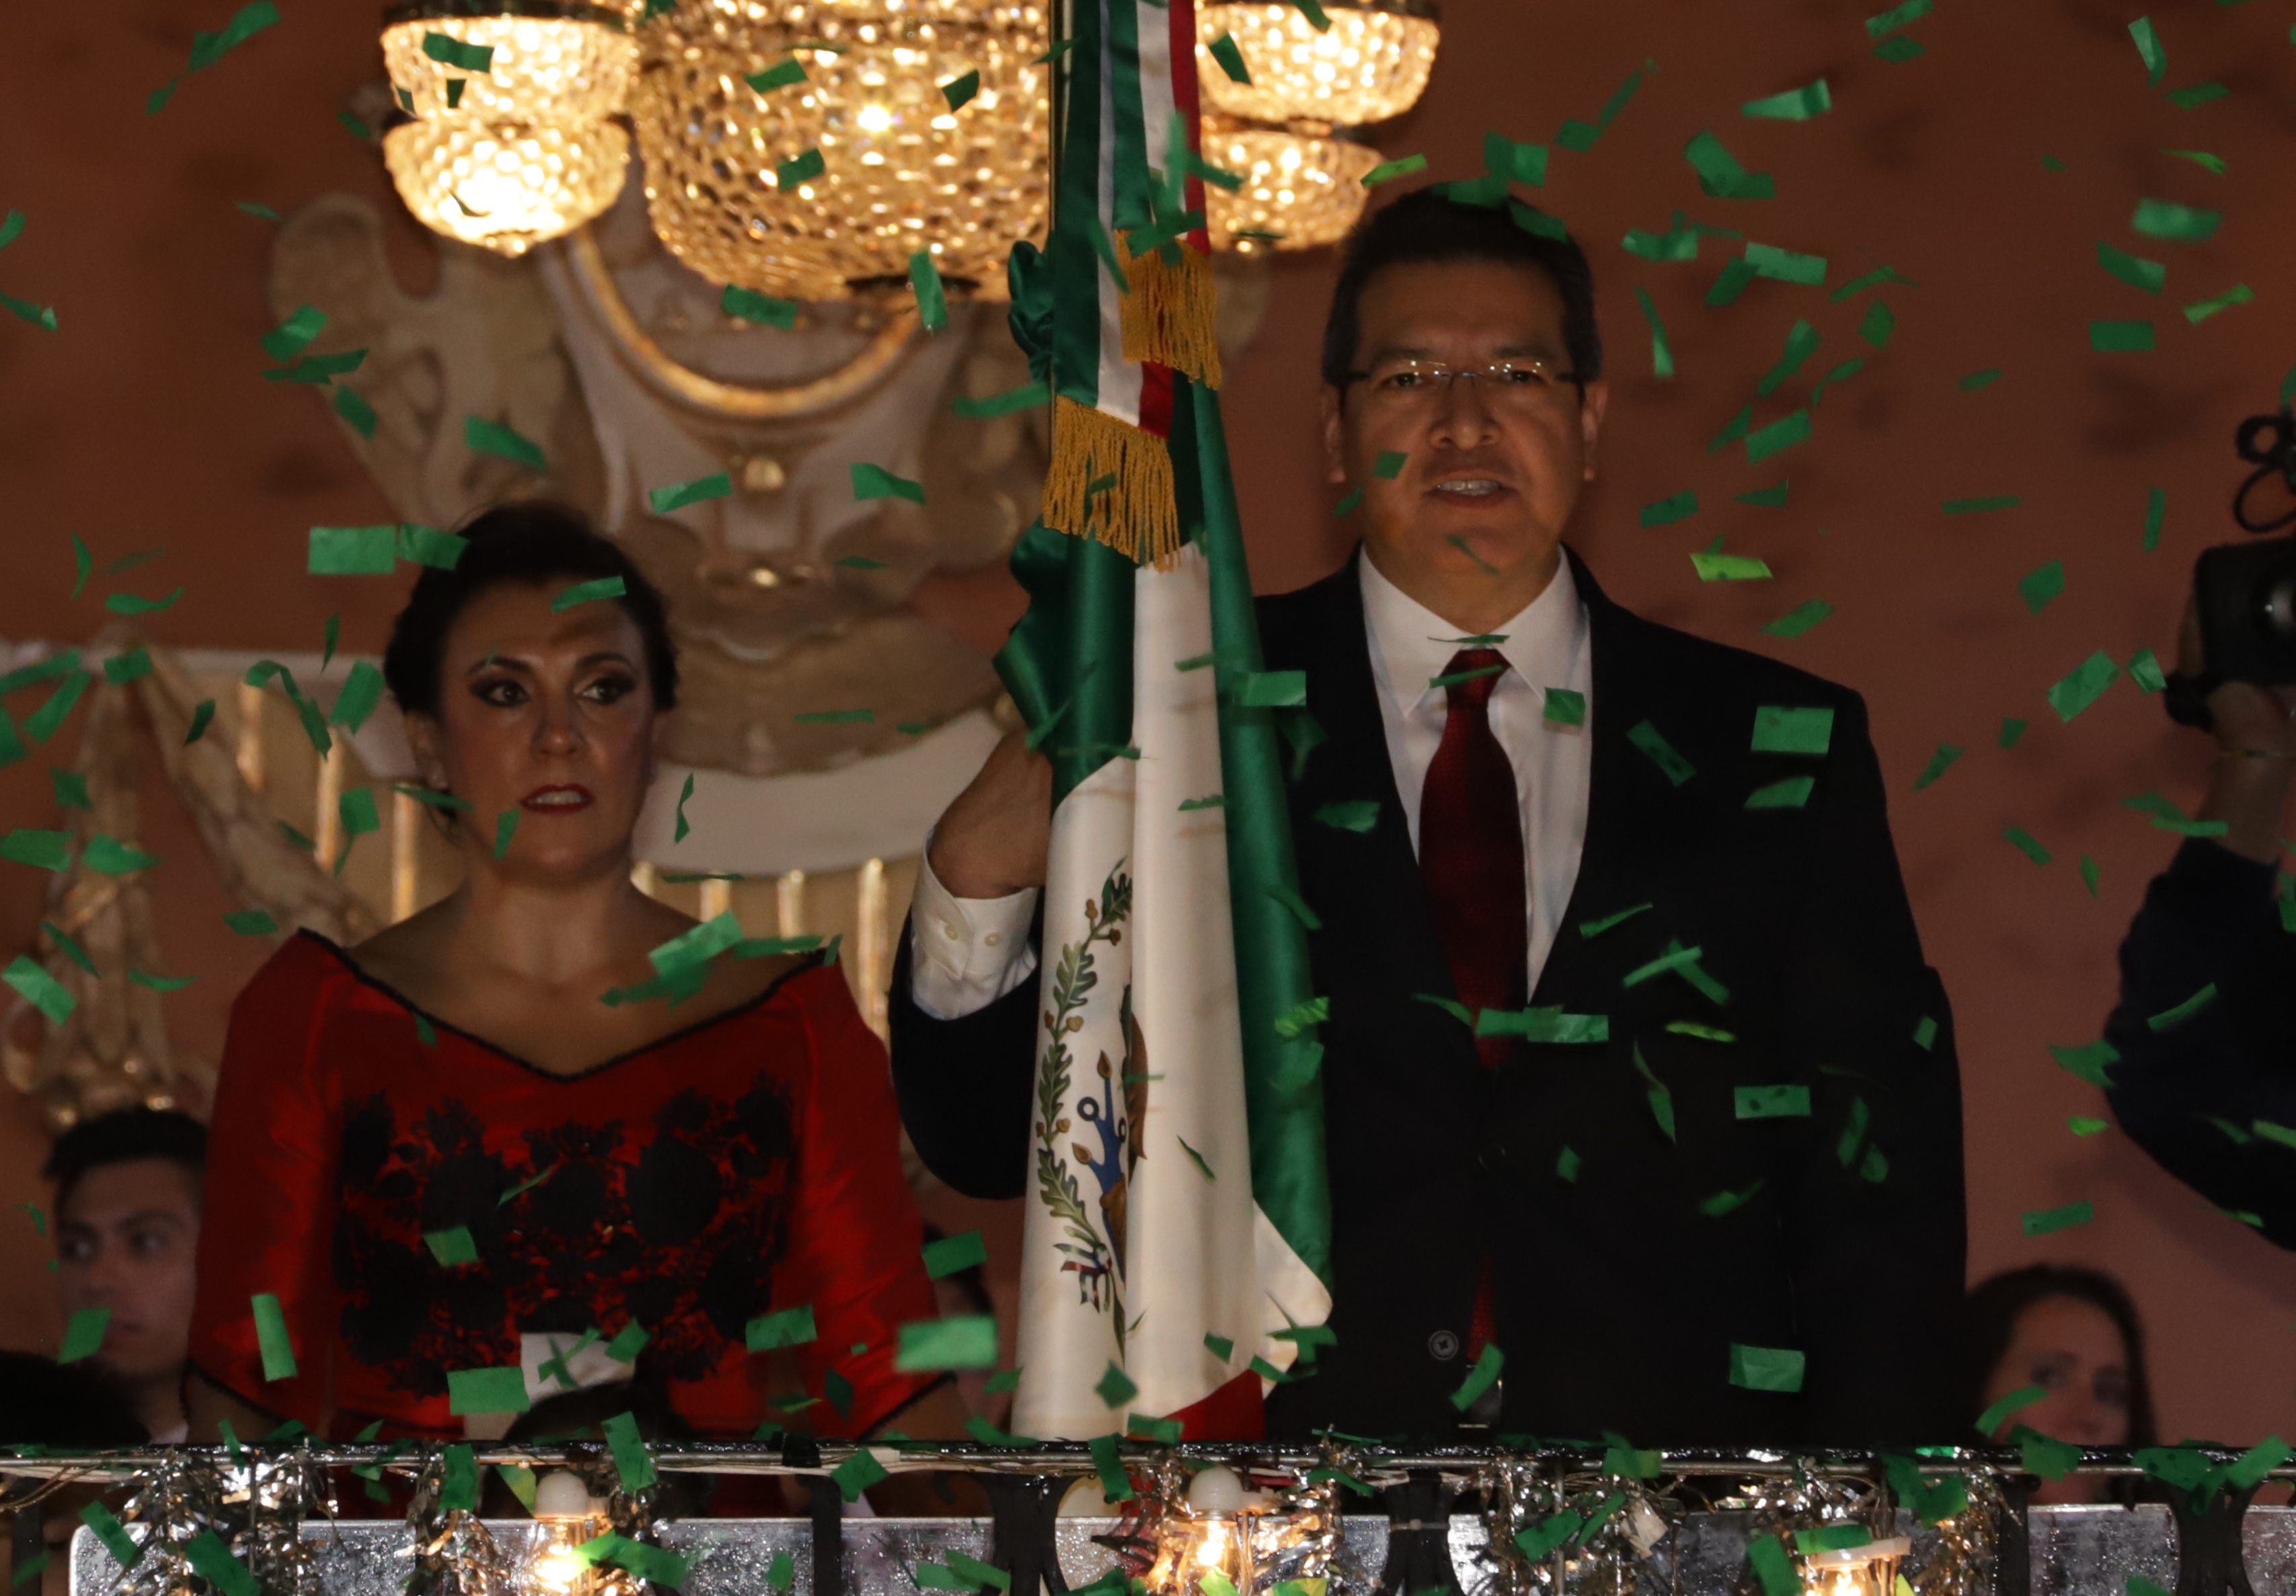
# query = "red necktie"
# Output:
<box><xmin>1416</xmin><ymin>647</ymin><xmax>1527</xmax><ymax>1370</ymax></box>
<box><xmin>1417</xmin><ymin>648</ymin><xmax>1528</xmax><ymax>1069</ymax></box>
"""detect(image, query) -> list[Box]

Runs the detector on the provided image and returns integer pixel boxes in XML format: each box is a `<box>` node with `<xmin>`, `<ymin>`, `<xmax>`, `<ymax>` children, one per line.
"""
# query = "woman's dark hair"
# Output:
<box><xmin>1964</xmin><ymin>1264</ymin><xmax>2157</xmax><ymax>1448</ymax></box>
<box><xmin>1320</xmin><ymin>186</ymin><xmax>1604</xmax><ymax>392</ymax></box>
<box><xmin>382</xmin><ymin>501</ymin><xmax>679</xmax><ymax>718</ymax></box>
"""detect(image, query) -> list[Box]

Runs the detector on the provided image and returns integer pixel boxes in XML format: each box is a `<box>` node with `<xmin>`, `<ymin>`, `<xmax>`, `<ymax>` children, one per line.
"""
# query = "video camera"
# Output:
<box><xmin>2192</xmin><ymin>410</ymin><xmax>2296</xmax><ymax>686</ymax></box>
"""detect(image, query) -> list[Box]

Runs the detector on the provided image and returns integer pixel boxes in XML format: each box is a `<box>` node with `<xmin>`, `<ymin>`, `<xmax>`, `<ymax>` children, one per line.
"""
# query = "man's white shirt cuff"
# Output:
<box><xmin>909</xmin><ymin>852</ymin><xmax>1040</xmax><ymax>1020</ymax></box>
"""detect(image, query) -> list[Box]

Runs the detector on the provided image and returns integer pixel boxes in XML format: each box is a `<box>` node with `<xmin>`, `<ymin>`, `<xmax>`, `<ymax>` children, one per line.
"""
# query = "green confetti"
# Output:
<box><xmin>1708</xmin><ymin>405</ymin><xmax>1753</xmax><ymax>451</ymax></box>
<box><xmin>80</xmin><ymin>1503</ymin><xmax>141</xmax><ymax>1571</ymax></box>
<box><xmin>103</xmin><ymin>648</ymin><xmax>153</xmax><ymax>687</ymax></box>
<box><xmin>1177</xmin><ymin>794</ymin><xmax>1225</xmax><ymax>812</ymax></box>
<box><xmin>777</xmin><ymin>147</ymin><xmax>827</xmax><ymax>188</ymax></box>
<box><xmin>795</xmin><ymin>708</ymin><xmax>875</xmax><ymax>724</ymax></box>
<box><xmin>2048</xmin><ymin>650</ymin><xmax>2122</xmax><ymax>721</ymax></box>
<box><xmin>1728</xmin><ymin>1343</ymin><xmax>1805</xmax><ymax>1393</ymax></box>
<box><xmin>1578</xmin><ymin>902</ymin><xmax>1652</xmax><ymax>938</ymax></box>
<box><xmin>853</xmin><ymin>461</ymin><xmax>925</xmax><ymax>503</ymax></box>
<box><xmin>308</xmin><ymin>524</ymin><xmax>397</xmax><ymax>576</ymax></box>
<box><xmin>746</xmin><ymin>58</ymin><xmax>807</xmax><ymax>93</ymax></box>
<box><xmin>2184</xmin><ymin>282</ymin><xmax>2254</xmax><ymax>323</ymax></box>
<box><xmin>1178</xmin><ymin>1136</ymin><xmax>1216</xmax><ymax>1180</ymax></box>
<box><xmin>2081</xmin><ymin>855</ymin><xmax>2101</xmax><ymax>897</ymax></box>
<box><xmin>2166</xmin><ymin>81</ymin><xmax>2228</xmax><ymax>108</ymax></box>
<box><xmin>2022</xmin><ymin>1200</ymin><xmax>2094</xmax><ymax>1237</ymax></box>
<box><xmin>603</xmin><ymin>1410</ymin><xmax>656</xmax><ymax>1492</ymax></box>
<box><xmin>1856</xmin><ymin>299</ymin><xmax>1896</xmax><ymax>348</ymax></box>
<box><xmin>923</xmin><ymin>1229</ymin><xmax>987</xmax><ymax>1278</ymax></box>
<box><xmin>1958</xmin><ymin>368</ymin><xmax>2003</xmax><ymax>391</ymax></box>
<box><xmin>1746</xmin><ymin>243</ymin><xmax>1826</xmax><ymax>286</ymax></box>
<box><xmin>1741</xmin><ymin>79</ymin><xmax>1831</xmax><ymax>120</ymax></box>
<box><xmin>2129</xmin><ymin>16</ymin><xmax>2167</xmax><ymax>85</ymax></box>
<box><xmin>424</xmin><ymin>1225</ymin><xmax>479</xmax><ymax>1266</ymax></box>
<box><xmin>2090</xmin><ymin>319</ymin><xmax>2155</xmax><ymax>352</ymax></box>
<box><xmin>1373</xmin><ymin>450</ymin><xmax>1408</xmax><ymax>480</ymax></box>
<box><xmin>1475</xmin><ymin>1007</ymin><xmax>1609</xmax><ymax>1043</ymax></box>
<box><xmin>830</xmin><ymin>1448</ymin><xmax>889</xmax><ymax>1502</ymax></box>
<box><xmin>2019</xmin><ymin>560</ymin><xmax>2065</xmax><ymax>613</ymax></box>
<box><xmin>1745</xmin><ymin>409</ymin><xmax>1811</xmax><ymax>462</ymax></box>
<box><xmin>57</xmin><ymin>1305</ymin><xmax>110</xmax><ymax>1362</ymax></box>
<box><xmin>2131</xmin><ymin>197</ymin><xmax>2221</xmax><ymax>240</ymax></box>
<box><xmin>105</xmin><ymin>587</ymin><xmax>182</xmax><ymax>615</ymax></box>
<box><xmin>2163</xmin><ymin>148</ymin><xmax>2225</xmax><ymax>175</ymax></box>
<box><xmin>448</xmin><ymin>1365</ymin><xmax>531</xmax><ymax>1414</ymax></box>
<box><xmin>1807</xmin><ymin>358</ymin><xmax>1865</xmax><ymax>408</ymax></box>
<box><xmin>1692</xmin><ymin>552</ymin><xmax>1774</xmax><ymax>582</ymax></box>
<box><xmin>492</xmin><ymin>808</ymin><xmax>519</xmax><ymax>860</ymax></box>
<box><xmin>1639</xmin><ymin>490</ymin><xmax>1699</xmax><ymax>527</ymax></box>
<box><xmin>224</xmin><ymin>908</ymin><xmax>279</xmax><ymax>936</ymax></box>
<box><xmin>549</xmin><ymin>576</ymin><xmax>626</xmax><ymax>613</ymax></box>
<box><xmin>1207</xmin><ymin>33</ymin><xmax>1251</xmax><ymax>85</ymax></box>
<box><xmin>1332</xmin><ymin>487</ymin><xmax>1365</xmax><ymax>517</ymax></box>
<box><xmin>1746</xmin><ymin>775</ymin><xmax>1814</xmax><ymax>809</ymax></box>
<box><xmin>1627</xmin><ymin>719</ymin><xmax>1694</xmax><ymax>785</ymax></box>
<box><xmin>2098</xmin><ymin>241</ymin><xmax>2166</xmax><ymax>295</ymax></box>
<box><xmin>464</xmin><ymin>416</ymin><xmax>546</xmax><ymax>471</ymax></box>
<box><xmin>1736</xmin><ymin>1084</ymin><xmax>1812</xmax><ymax>1119</ymax></box>
<box><xmin>1912</xmin><ymin>744</ymin><xmax>1963</xmax><ymax>790</ymax></box>
<box><xmin>1751</xmin><ymin>705</ymin><xmax>1833</xmax><ymax>755</ymax></box>
<box><xmin>183</xmin><ymin>1534</ymin><xmax>258</xmax><ymax>1596</ymax></box>
<box><xmin>1999</xmin><ymin>716</ymin><xmax>2030</xmax><ymax>749</ymax></box>
<box><xmin>3</xmin><ymin>823</ymin><xmax>71</xmax><ymax>869</ymax></box>
<box><xmin>129</xmin><ymin>967</ymin><xmax>194</xmax><ymax>993</ymax></box>
<box><xmin>84</xmin><ymin>835</ymin><xmax>158</xmax><ymax>874</ymax></box>
<box><xmin>1632</xmin><ymin>287</ymin><xmax>1675</xmax><ymax>380</ymax></box>
<box><xmin>722</xmin><ymin>283</ymin><xmax>800</xmax><ymax>328</ymax></box>
<box><xmin>1088</xmin><ymin>1433</ymin><xmax>1135</xmax><ymax>1503</ymax></box>
<box><xmin>2147</xmin><ymin>981</ymin><xmax>2217</xmax><ymax>1031</ymax></box>
<box><xmin>1543</xmin><ymin>687</ymin><xmax>1586</xmax><ymax>726</ymax></box>
<box><xmin>747</xmin><ymin>1303</ymin><xmax>818</xmax><ymax>1351</ymax></box>
<box><xmin>1293</xmin><ymin>0</ymin><xmax>1332</xmax><ymax>30</ymax></box>
<box><xmin>909</xmin><ymin>250</ymin><xmax>949</xmax><ymax>332</ymax></box>
<box><xmin>1361</xmin><ymin>155</ymin><xmax>1428</xmax><ymax>188</ymax></box>
<box><xmin>1683</xmin><ymin>129</ymin><xmax>1773</xmax><ymax>199</ymax></box>
<box><xmin>648</xmin><ymin>472</ymin><xmax>732</xmax><ymax>514</ymax></box>
<box><xmin>1093</xmin><ymin>1360</ymin><xmax>1139</xmax><ymax>1409</ymax></box>
<box><xmin>2002</xmin><ymin>826</ymin><xmax>2052</xmax><ymax>865</ymax></box>
<box><xmin>1699</xmin><ymin>1182</ymin><xmax>1765</xmax><ymax>1217</ymax></box>
<box><xmin>896</xmin><ymin>1315</ymin><xmax>999</xmax><ymax>1371</ymax></box>
<box><xmin>1707</xmin><ymin>265</ymin><xmax>1755</xmax><ymax>319</ymax></box>
<box><xmin>252</xmin><ymin>1292</ymin><xmax>297</xmax><ymax>1380</ymax></box>
<box><xmin>1449</xmin><ymin>1343</ymin><xmax>1504</xmax><ymax>1410</ymax></box>
<box><xmin>1942</xmin><ymin>494</ymin><xmax>2019</xmax><ymax>516</ymax></box>
<box><xmin>422</xmin><ymin>31</ymin><xmax>495</xmax><ymax>71</ymax></box>
<box><xmin>261</xmin><ymin>305</ymin><xmax>326</xmax><ymax>362</ymax></box>
<box><xmin>1762</xmin><ymin>599</ymin><xmax>1833</xmax><ymax>638</ymax></box>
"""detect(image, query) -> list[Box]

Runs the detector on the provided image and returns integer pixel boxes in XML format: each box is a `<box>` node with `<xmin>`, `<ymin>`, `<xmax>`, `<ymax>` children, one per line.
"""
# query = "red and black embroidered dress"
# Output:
<box><xmin>188</xmin><ymin>933</ymin><xmax>940</xmax><ymax>1439</ymax></box>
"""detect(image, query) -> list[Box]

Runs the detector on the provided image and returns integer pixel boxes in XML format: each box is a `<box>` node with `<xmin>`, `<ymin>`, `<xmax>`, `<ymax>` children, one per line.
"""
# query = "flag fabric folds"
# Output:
<box><xmin>999</xmin><ymin>0</ymin><xmax>1333</xmax><ymax>1442</ymax></box>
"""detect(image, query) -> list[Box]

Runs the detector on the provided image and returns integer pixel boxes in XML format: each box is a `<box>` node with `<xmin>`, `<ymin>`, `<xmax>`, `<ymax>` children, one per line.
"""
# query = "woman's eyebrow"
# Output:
<box><xmin>576</xmin><ymin>650</ymin><xmax>637</xmax><ymax>670</ymax></box>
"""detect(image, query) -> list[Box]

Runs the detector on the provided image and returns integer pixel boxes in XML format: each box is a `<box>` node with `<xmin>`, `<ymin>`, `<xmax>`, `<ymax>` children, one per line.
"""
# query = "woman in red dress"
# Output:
<box><xmin>188</xmin><ymin>504</ymin><xmax>960</xmax><ymax>1450</ymax></box>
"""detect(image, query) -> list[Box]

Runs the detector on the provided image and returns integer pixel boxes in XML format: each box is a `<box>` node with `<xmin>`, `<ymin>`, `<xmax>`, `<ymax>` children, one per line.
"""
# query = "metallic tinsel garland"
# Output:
<box><xmin>1720</xmin><ymin>1464</ymin><xmax>1887</xmax><ymax>1596</ymax></box>
<box><xmin>1904</xmin><ymin>1470</ymin><xmax>2008</xmax><ymax>1596</ymax></box>
<box><xmin>404</xmin><ymin>1449</ymin><xmax>518</xmax><ymax>1596</ymax></box>
<box><xmin>114</xmin><ymin>1449</ymin><xmax>223</xmax><ymax>1596</ymax></box>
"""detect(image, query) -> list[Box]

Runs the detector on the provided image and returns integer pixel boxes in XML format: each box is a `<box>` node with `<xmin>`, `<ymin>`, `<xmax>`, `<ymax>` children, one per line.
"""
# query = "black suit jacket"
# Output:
<box><xmin>891</xmin><ymin>548</ymin><xmax>1966</xmax><ymax>1446</ymax></box>
<box><xmin>2104</xmin><ymin>837</ymin><xmax>2296</xmax><ymax>1245</ymax></box>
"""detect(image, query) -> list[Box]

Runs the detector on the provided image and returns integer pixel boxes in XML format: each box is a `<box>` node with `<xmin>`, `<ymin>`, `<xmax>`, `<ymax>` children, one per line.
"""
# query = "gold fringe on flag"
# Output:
<box><xmin>1119</xmin><ymin>234</ymin><xmax>1223</xmax><ymax>390</ymax></box>
<box><xmin>1042</xmin><ymin>395</ymin><xmax>1181</xmax><ymax>565</ymax></box>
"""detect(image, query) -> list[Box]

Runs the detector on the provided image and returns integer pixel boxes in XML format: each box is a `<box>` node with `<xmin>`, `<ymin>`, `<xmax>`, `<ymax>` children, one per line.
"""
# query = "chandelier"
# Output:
<box><xmin>379</xmin><ymin>0</ymin><xmax>1437</xmax><ymax>283</ymax></box>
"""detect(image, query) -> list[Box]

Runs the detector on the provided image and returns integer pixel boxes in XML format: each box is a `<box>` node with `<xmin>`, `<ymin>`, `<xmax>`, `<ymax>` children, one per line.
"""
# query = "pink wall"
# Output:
<box><xmin>5</xmin><ymin>0</ymin><xmax>2296</xmax><ymax>1443</ymax></box>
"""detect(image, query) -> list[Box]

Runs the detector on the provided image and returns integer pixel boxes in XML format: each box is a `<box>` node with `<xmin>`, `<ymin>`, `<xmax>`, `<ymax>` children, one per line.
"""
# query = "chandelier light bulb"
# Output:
<box><xmin>1196</xmin><ymin>0</ymin><xmax>1439</xmax><ymax>128</ymax></box>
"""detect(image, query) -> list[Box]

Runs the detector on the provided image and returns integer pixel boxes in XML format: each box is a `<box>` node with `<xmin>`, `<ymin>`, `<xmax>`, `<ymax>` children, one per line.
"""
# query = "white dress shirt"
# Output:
<box><xmin>909</xmin><ymin>554</ymin><xmax>1595</xmax><ymax>1020</ymax></box>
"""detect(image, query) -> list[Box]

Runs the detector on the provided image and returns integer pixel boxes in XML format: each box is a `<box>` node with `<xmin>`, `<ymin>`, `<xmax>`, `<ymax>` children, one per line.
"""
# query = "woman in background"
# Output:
<box><xmin>1966</xmin><ymin>1264</ymin><xmax>2155</xmax><ymax>1504</ymax></box>
<box><xmin>187</xmin><ymin>503</ymin><xmax>962</xmax><ymax>1452</ymax></box>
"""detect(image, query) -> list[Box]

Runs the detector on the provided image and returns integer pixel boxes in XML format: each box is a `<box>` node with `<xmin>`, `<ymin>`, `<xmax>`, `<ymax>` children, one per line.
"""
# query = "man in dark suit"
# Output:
<box><xmin>891</xmin><ymin>190</ymin><xmax>1965</xmax><ymax>1445</ymax></box>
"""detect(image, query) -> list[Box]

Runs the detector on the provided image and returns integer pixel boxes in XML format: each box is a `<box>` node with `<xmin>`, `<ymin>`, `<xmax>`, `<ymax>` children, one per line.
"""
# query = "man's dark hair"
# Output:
<box><xmin>1321</xmin><ymin>188</ymin><xmax>1604</xmax><ymax>392</ymax></box>
<box><xmin>42</xmin><ymin>1108</ymin><xmax>208</xmax><ymax>1214</ymax></box>
<box><xmin>1962</xmin><ymin>1264</ymin><xmax>2157</xmax><ymax>1448</ymax></box>
<box><xmin>383</xmin><ymin>500</ymin><xmax>680</xmax><ymax>719</ymax></box>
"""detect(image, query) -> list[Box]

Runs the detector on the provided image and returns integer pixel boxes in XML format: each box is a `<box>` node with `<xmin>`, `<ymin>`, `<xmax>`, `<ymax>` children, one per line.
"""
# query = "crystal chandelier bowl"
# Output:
<box><xmin>1200</xmin><ymin>116</ymin><xmax>1379</xmax><ymax>254</ymax></box>
<box><xmin>381</xmin><ymin>9</ymin><xmax>638</xmax><ymax>122</ymax></box>
<box><xmin>630</xmin><ymin>0</ymin><xmax>1052</xmax><ymax>301</ymax></box>
<box><xmin>1196</xmin><ymin>0</ymin><xmax>1438</xmax><ymax>128</ymax></box>
<box><xmin>382</xmin><ymin>117</ymin><xmax>634</xmax><ymax>256</ymax></box>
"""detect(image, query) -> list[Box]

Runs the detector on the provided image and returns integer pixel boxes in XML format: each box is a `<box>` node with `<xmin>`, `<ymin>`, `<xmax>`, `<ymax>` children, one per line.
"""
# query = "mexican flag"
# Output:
<box><xmin>1001</xmin><ymin>0</ymin><xmax>1332</xmax><ymax>1442</ymax></box>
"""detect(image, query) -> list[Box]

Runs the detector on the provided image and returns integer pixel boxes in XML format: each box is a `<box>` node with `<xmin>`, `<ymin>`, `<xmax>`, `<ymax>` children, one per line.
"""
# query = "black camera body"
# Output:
<box><xmin>2196</xmin><ymin>410</ymin><xmax>2296</xmax><ymax>685</ymax></box>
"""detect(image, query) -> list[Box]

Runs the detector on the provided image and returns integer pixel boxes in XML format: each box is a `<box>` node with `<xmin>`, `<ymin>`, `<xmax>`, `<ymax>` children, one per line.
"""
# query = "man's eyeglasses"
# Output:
<box><xmin>1344</xmin><ymin>356</ymin><xmax>1582</xmax><ymax>412</ymax></box>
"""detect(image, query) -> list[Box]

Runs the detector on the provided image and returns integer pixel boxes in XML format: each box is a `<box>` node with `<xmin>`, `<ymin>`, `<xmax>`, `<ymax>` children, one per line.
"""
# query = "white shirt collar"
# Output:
<box><xmin>1359</xmin><ymin>548</ymin><xmax>1586</xmax><ymax>721</ymax></box>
